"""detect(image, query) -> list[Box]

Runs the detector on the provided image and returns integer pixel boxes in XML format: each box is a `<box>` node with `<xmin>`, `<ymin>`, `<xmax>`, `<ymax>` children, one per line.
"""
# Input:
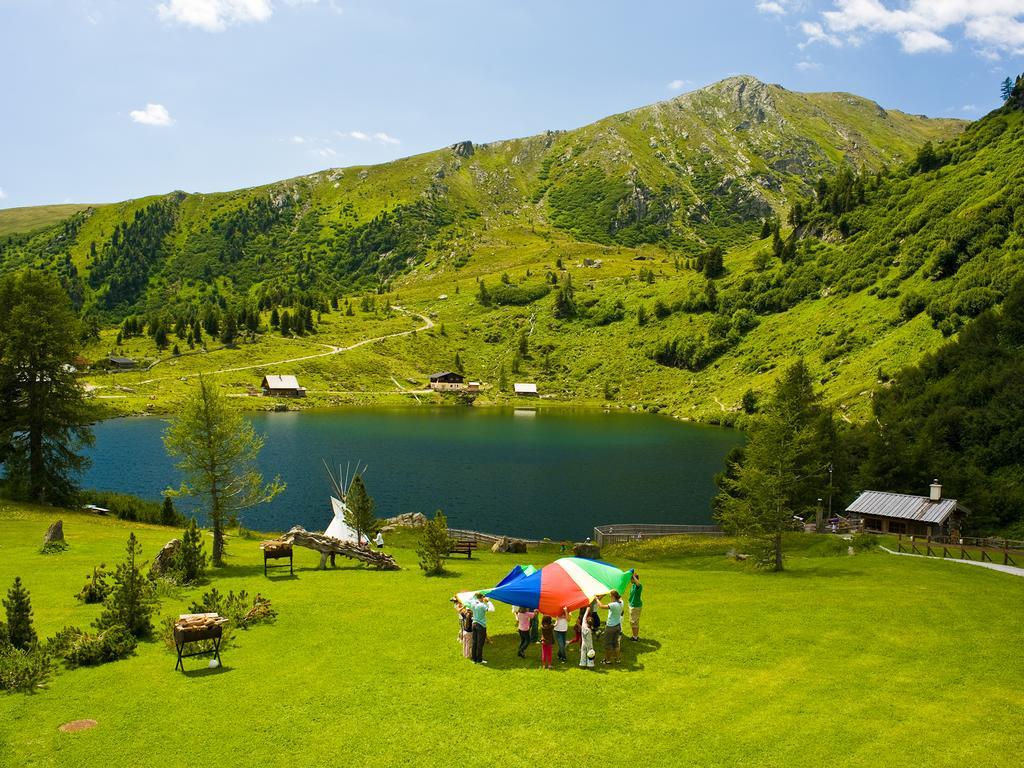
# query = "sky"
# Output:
<box><xmin>1</xmin><ymin>0</ymin><xmax>1023</xmax><ymax>209</ymax></box>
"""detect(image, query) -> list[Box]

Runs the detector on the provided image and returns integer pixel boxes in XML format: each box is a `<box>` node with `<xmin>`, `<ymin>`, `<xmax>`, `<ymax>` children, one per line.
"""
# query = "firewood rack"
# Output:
<box><xmin>262</xmin><ymin>542</ymin><xmax>294</xmax><ymax>576</ymax></box>
<box><xmin>174</xmin><ymin>624</ymin><xmax>223</xmax><ymax>671</ymax></box>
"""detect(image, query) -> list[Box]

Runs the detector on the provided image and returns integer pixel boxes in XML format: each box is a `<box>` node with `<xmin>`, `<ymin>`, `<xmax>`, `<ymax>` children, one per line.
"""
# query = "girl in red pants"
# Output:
<box><xmin>540</xmin><ymin>615</ymin><xmax>555</xmax><ymax>669</ymax></box>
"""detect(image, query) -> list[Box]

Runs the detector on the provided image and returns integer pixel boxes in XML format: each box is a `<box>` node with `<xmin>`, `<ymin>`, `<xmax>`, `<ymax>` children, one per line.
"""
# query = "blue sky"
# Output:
<box><xmin>1</xmin><ymin>0</ymin><xmax>1023</xmax><ymax>208</ymax></box>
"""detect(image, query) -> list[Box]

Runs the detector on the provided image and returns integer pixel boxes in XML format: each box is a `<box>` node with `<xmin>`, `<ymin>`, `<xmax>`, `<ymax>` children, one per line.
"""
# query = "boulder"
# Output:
<box><xmin>43</xmin><ymin>520</ymin><xmax>64</xmax><ymax>544</ymax></box>
<box><xmin>573</xmin><ymin>542</ymin><xmax>601</xmax><ymax>560</ymax></box>
<box><xmin>379</xmin><ymin>512</ymin><xmax>427</xmax><ymax>532</ymax></box>
<box><xmin>491</xmin><ymin>536</ymin><xmax>528</xmax><ymax>554</ymax></box>
<box><xmin>150</xmin><ymin>539</ymin><xmax>182</xmax><ymax>577</ymax></box>
<box><xmin>450</xmin><ymin>140</ymin><xmax>474</xmax><ymax>158</ymax></box>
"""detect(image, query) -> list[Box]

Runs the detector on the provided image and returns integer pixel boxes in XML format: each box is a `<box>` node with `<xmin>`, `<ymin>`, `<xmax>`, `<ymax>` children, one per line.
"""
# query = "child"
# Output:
<box><xmin>554</xmin><ymin>607</ymin><xmax>570</xmax><ymax>662</ymax></box>
<box><xmin>515</xmin><ymin>606</ymin><xmax>537</xmax><ymax>658</ymax></box>
<box><xmin>453</xmin><ymin>598</ymin><xmax>473</xmax><ymax>659</ymax></box>
<box><xmin>540</xmin><ymin>615</ymin><xmax>555</xmax><ymax>669</ymax></box>
<box><xmin>579</xmin><ymin>607</ymin><xmax>596</xmax><ymax>669</ymax></box>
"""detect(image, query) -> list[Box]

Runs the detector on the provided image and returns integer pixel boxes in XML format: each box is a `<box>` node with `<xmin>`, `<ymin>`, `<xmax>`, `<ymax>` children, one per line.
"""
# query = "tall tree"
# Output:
<box><xmin>3</xmin><ymin>577</ymin><xmax>37</xmax><ymax>650</ymax></box>
<box><xmin>163</xmin><ymin>375</ymin><xmax>284</xmax><ymax>566</ymax></box>
<box><xmin>1001</xmin><ymin>76</ymin><xmax>1014</xmax><ymax>102</ymax></box>
<box><xmin>344</xmin><ymin>473</ymin><xmax>379</xmax><ymax>544</ymax></box>
<box><xmin>0</xmin><ymin>270</ymin><xmax>93</xmax><ymax>504</ymax></box>
<box><xmin>714</xmin><ymin>359</ymin><xmax>836</xmax><ymax>571</ymax></box>
<box><xmin>417</xmin><ymin>510</ymin><xmax>452</xmax><ymax>576</ymax></box>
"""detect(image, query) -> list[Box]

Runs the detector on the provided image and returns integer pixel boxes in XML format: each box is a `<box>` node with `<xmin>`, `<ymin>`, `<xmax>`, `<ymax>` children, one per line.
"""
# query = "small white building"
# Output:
<box><xmin>514</xmin><ymin>382</ymin><xmax>538</xmax><ymax>397</ymax></box>
<box><xmin>261</xmin><ymin>375</ymin><xmax>307</xmax><ymax>397</ymax></box>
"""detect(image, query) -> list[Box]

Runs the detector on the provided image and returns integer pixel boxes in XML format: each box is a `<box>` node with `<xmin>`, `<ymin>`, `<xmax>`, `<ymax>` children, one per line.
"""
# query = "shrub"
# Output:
<box><xmin>850</xmin><ymin>533</ymin><xmax>879</xmax><ymax>553</ymax></box>
<box><xmin>188</xmin><ymin>588</ymin><xmax>275</xmax><ymax>630</ymax></box>
<box><xmin>417</xmin><ymin>510</ymin><xmax>452</xmax><ymax>576</ymax></box>
<box><xmin>78</xmin><ymin>490</ymin><xmax>173</xmax><ymax>525</ymax></box>
<box><xmin>172</xmin><ymin>518</ymin><xmax>207</xmax><ymax>584</ymax></box>
<box><xmin>49</xmin><ymin>626</ymin><xmax>137</xmax><ymax>668</ymax></box>
<box><xmin>39</xmin><ymin>541</ymin><xmax>69</xmax><ymax>555</ymax></box>
<box><xmin>0</xmin><ymin>645</ymin><xmax>52</xmax><ymax>693</ymax></box>
<box><xmin>75</xmin><ymin>564</ymin><xmax>111</xmax><ymax>604</ymax></box>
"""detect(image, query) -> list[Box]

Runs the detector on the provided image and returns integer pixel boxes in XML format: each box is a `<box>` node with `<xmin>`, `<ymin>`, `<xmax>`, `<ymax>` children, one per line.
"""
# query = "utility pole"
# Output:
<box><xmin>827</xmin><ymin>463</ymin><xmax>834</xmax><ymax>522</ymax></box>
<box><xmin>816</xmin><ymin>498</ymin><xmax>823</xmax><ymax>533</ymax></box>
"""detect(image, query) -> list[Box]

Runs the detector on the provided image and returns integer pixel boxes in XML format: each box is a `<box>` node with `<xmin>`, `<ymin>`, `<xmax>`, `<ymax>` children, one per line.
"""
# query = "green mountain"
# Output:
<box><xmin>2</xmin><ymin>74</ymin><xmax>1000</xmax><ymax>425</ymax></box>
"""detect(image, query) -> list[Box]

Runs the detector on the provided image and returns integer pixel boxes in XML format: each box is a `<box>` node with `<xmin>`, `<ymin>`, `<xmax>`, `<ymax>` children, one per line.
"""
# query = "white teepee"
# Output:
<box><xmin>325</xmin><ymin>496</ymin><xmax>370</xmax><ymax>545</ymax></box>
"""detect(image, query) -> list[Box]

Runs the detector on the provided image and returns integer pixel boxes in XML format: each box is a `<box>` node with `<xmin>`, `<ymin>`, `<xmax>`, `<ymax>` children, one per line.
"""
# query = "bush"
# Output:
<box><xmin>850</xmin><ymin>533</ymin><xmax>879</xmax><ymax>553</ymax></box>
<box><xmin>417</xmin><ymin>510</ymin><xmax>452</xmax><ymax>576</ymax></box>
<box><xmin>49</xmin><ymin>626</ymin><xmax>137</xmax><ymax>668</ymax></box>
<box><xmin>78</xmin><ymin>490</ymin><xmax>178</xmax><ymax>526</ymax></box>
<box><xmin>75</xmin><ymin>565</ymin><xmax>111</xmax><ymax>604</ymax></box>
<box><xmin>39</xmin><ymin>540</ymin><xmax>69</xmax><ymax>555</ymax></box>
<box><xmin>0</xmin><ymin>645</ymin><xmax>52</xmax><ymax>693</ymax></box>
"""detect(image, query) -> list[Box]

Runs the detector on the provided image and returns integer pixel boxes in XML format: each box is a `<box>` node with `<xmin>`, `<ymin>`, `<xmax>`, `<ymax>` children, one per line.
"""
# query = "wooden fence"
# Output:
<box><xmin>896</xmin><ymin>534</ymin><xmax>1020</xmax><ymax>566</ymax></box>
<box><xmin>447</xmin><ymin>528</ymin><xmax>544</xmax><ymax>546</ymax></box>
<box><xmin>593</xmin><ymin>523</ymin><xmax>723</xmax><ymax>547</ymax></box>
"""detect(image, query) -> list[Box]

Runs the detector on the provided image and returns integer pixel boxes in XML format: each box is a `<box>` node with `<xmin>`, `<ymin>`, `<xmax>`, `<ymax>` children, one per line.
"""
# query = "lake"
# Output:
<box><xmin>82</xmin><ymin>408</ymin><xmax>743</xmax><ymax>540</ymax></box>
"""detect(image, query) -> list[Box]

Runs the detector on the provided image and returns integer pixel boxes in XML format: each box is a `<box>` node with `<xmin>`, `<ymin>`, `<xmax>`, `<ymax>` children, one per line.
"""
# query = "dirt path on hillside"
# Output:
<box><xmin>124</xmin><ymin>307</ymin><xmax>433</xmax><ymax>386</ymax></box>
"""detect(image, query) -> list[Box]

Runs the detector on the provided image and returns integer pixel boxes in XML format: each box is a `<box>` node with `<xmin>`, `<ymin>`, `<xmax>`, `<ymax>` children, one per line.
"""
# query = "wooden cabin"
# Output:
<box><xmin>846</xmin><ymin>481</ymin><xmax>968</xmax><ymax>537</ymax></box>
<box><xmin>261</xmin><ymin>375</ymin><xmax>307</xmax><ymax>398</ymax></box>
<box><xmin>108</xmin><ymin>356</ymin><xmax>137</xmax><ymax>370</ymax></box>
<box><xmin>514</xmin><ymin>382</ymin><xmax>538</xmax><ymax>397</ymax></box>
<box><xmin>429</xmin><ymin>372</ymin><xmax>465</xmax><ymax>391</ymax></box>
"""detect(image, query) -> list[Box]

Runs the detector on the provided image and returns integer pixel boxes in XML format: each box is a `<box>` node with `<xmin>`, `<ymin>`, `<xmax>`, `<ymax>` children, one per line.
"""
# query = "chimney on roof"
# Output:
<box><xmin>929</xmin><ymin>479</ymin><xmax>942</xmax><ymax>502</ymax></box>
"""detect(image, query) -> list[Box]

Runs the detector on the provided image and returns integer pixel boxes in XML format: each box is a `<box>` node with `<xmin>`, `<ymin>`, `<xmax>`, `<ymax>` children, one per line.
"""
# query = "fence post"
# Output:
<box><xmin>897</xmin><ymin>534</ymin><xmax>903</xmax><ymax>553</ymax></box>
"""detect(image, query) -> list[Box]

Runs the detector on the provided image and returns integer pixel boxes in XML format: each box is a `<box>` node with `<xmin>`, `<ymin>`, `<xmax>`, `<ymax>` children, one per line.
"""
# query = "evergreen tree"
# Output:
<box><xmin>163</xmin><ymin>375</ymin><xmax>284</xmax><ymax>567</ymax></box>
<box><xmin>454</xmin><ymin>352</ymin><xmax>464</xmax><ymax>373</ymax></box>
<box><xmin>270</xmin><ymin>307</ymin><xmax>280</xmax><ymax>329</ymax></box>
<box><xmin>95</xmin><ymin>533</ymin><xmax>156</xmax><ymax>638</ymax></box>
<box><xmin>417</xmin><ymin>510</ymin><xmax>452</xmax><ymax>576</ymax></box>
<box><xmin>476</xmin><ymin>280</ymin><xmax>491</xmax><ymax>307</ymax></box>
<box><xmin>518</xmin><ymin>331</ymin><xmax>529</xmax><ymax>357</ymax></box>
<box><xmin>552</xmin><ymin>285</ymin><xmax>576</xmax><ymax>319</ymax></box>
<box><xmin>173</xmin><ymin>518</ymin><xmax>208</xmax><ymax>584</ymax></box>
<box><xmin>498</xmin><ymin>364</ymin><xmax>508</xmax><ymax>392</ymax></box>
<box><xmin>3</xmin><ymin>577</ymin><xmax>37</xmax><ymax>650</ymax></box>
<box><xmin>280</xmin><ymin>311</ymin><xmax>291</xmax><ymax>336</ymax></box>
<box><xmin>0</xmin><ymin>270</ymin><xmax>93</xmax><ymax>505</ymax></box>
<box><xmin>159</xmin><ymin>496</ymin><xmax>177</xmax><ymax>526</ymax></box>
<box><xmin>637</xmin><ymin>304</ymin><xmax>648</xmax><ymax>327</ymax></box>
<box><xmin>714</xmin><ymin>360</ymin><xmax>835</xmax><ymax>571</ymax></box>
<box><xmin>220</xmin><ymin>312</ymin><xmax>237</xmax><ymax>345</ymax></box>
<box><xmin>344</xmin><ymin>473</ymin><xmax>379</xmax><ymax>544</ymax></box>
<box><xmin>759</xmin><ymin>219</ymin><xmax>771</xmax><ymax>238</ymax></box>
<box><xmin>1002</xmin><ymin>76</ymin><xmax>1014</xmax><ymax>102</ymax></box>
<box><xmin>511</xmin><ymin>352</ymin><xmax>521</xmax><ymax>374</ymax></box>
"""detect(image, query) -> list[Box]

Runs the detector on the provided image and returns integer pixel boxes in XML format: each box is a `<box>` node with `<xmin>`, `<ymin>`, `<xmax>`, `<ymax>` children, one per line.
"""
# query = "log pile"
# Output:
<box><xmin>260</xmin><ymin>540</ymin><xmax>292</xmax><ymax>557</ymax></box>
<box><xmin>175</xmin><ymin>613</ymin><xmax>227</xmax><ymax>633</ymax></box>
<box><xmin>281</xmin><ymin>526</ymin><xmax>400</xmax><ymax>571</ymax></box>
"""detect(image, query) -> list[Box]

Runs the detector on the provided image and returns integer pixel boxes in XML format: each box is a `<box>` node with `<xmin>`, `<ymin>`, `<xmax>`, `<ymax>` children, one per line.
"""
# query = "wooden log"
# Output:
<box><xmin>281</xmin><ymin>527</ymin><xmax>400</xmax><ymax>571</ymax></box>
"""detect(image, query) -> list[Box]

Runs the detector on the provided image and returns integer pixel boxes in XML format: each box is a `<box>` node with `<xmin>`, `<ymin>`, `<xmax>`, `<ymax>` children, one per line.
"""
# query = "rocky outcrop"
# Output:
<box><xmin>573</xmin><ymin>542</ymin><xmax>601</xmax><ymax>560</ymax></box>
<box><xmin>491</xmin><ymin>536</ymin><xmax>528</xmax><ymax>554</ymax></box>
<box><xmin>150</xmin><ymin>539</ymin><xmax>181</xmax><ymax>577</ymax></box>
<box><xmin>451</xmin><ymin>140</ymin><xmax>474</xmax><ymax>158</ymax></box>
<box><xmin>379</xmin><ymin>512</ymin><xmax>428</xmax><ymax>532</ymax></box>
<box><xmin>43</xmin><ymin>520</ymin><xmax>64</xmax><ymax>545</ymax></box>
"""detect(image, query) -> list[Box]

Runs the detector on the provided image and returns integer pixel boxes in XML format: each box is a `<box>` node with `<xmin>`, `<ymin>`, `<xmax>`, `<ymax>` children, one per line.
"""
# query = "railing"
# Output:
<box><xmin>896</xmin><ymin>534</ymin><xmax>1020</xmax><ymax>566</ymax></box>
<box><xmin>593</xmin><ymin>523</ymin><xmax>723</xmax><ymax>547</ymax></box>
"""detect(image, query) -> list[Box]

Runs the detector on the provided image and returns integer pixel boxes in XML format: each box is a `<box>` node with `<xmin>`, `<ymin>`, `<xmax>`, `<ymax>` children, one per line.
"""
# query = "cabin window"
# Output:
<box><xmin>889</xmin><ymin>521</ymin><xmax>907</xmax><ymax>535</ymax></box>
<box><xmin>864</xmin><ymin>518</ymin><xmax>882</xmax><ymax>532</ymax></box>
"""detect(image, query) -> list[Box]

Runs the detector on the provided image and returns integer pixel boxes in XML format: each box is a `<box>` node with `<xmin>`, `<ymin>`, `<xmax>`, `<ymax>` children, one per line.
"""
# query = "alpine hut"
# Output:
<box><xmin>261</xmin><ymin>375</ymin><xmax>306</xmax><ymax>398</ymax></box>
<box><xmin>845</xmin><ymin>480</ymin><xmax>968</xmax><ymax>537</ymax></box>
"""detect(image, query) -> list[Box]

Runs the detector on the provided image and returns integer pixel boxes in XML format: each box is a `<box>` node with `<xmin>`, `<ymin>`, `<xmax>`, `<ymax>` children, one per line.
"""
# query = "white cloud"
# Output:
<box><xmin>157</xmin><ymin>0</ymin><xmax>273</xmax><ymax>32</ymax></box>
<box><xmin>290</xmin><ymin>135</ymin><xmax>306</xmax><ymax>144</ymax></box>
<box><xmin>962</xmin><ymin>103</ymin><xmax>978</xmax><ymax>111</ymax></box>
<box><xmin>341</xmin><ymin>130</ymin><xmax>400</xmax><ymax>145</ymax></box>
<box><xmin>757</xmin><ymin>1</ymin><xmax>787</xmax><ymax>14</ymax></box>
<box><xmin>316</xmin><ymin>147</ymin><xmax>337</xmax><ymax>159</ymax></box>
<box><xmin>807</xmin><ymin>1</ymin><xmax>1024</xmax><ymax>56</ymax></box>
<box><xmin>799</xmin><ymin>20</ymin><xmax>842</xmax><ymax>47</ymax></box>
<box><xmin>129</xmin><ymin>103</ymin><xmax>174</xmax><ymax>127</ymax></box>
<box><xmin>667</xmin><ymin>79</ymin><xmax>692</xmax><ymax>91</ymax></box>
<box><xmin>0</xmin><ymin>187</ymin><xmax>7</xmax><ymax>200</ymax></box>
<box><xmin>795</xmin><ymin>59</ymin><xmax>822</xmax><ymax>70</ymax></box>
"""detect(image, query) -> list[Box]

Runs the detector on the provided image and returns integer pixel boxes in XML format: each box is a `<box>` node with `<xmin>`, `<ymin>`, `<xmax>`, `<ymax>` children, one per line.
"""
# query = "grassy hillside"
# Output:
<box><xmin>0</xmin><ymin>76</ymin><xmax>980</xmax><ymax>421</ymax></box>
<box><xmin>1</xmin><ymin>504</ymin><xmax>1022</xmax><ymax>767</ymax></box>
<box><xmin>0</xmin><ymin>204</ymin><xmax>93</xmax><ymax>237</ymax></box>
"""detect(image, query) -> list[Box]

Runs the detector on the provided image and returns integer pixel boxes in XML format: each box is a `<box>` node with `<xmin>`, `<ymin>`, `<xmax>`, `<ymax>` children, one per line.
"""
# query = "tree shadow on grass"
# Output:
<box><xmin>774</xmin><ymin>565</ymin><xmax>866</xmax><ymax>579</ymax></box>
<box><xmin>179</xmin><ymin>664</ymin><xmax>234</xmax><ymax>679</ymax></box>
<box><xmin>471</xmin><ymin>631</ymin><xmax>662</xmax><ymax>672</ymax></box>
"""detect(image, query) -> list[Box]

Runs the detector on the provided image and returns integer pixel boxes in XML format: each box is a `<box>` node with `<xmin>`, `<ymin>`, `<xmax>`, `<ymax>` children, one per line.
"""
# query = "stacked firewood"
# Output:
<box><xmin>260</xmin><ymin>540</ymin><xmax>292</xmax><ymax>557</ymax></box>
<box><xmin>174</xmin><ymin>613</ymin><xmax>227</xmax><ymax>633</ymax></box>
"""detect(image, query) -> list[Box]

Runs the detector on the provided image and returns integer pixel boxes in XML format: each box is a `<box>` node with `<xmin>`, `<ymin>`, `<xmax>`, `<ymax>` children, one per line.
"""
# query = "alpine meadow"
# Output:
<box><xmin>2</xmin><ymin>3</ymin><xmax>1024</xmax><ymax>766</ymax></box>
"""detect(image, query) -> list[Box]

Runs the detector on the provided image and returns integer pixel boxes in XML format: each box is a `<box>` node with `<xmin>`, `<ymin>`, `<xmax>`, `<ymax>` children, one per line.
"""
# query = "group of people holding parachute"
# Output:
<box><xmin>451</xmin><ymin>557</ymin><xmax>644</xmax><ymax>668</ymax></box>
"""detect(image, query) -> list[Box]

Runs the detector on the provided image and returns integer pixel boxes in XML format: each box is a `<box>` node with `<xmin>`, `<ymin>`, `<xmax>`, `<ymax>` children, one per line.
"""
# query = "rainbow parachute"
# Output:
<box><xmin>460</xmin><ymin>558</ymin><xmax>632</xmax><ymax>615</ymax></box>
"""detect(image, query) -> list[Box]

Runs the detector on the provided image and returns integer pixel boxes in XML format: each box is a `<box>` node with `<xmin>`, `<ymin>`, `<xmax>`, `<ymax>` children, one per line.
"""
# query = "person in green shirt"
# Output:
<box><xmin>628</xmin><ymin>572</ymin><xmax>643</xmax><ymax>641</ymax></box>
<box><xmin>468</xmin><ymin>593</ymin><xmax>494</xmax><ymax>664</ymax></box>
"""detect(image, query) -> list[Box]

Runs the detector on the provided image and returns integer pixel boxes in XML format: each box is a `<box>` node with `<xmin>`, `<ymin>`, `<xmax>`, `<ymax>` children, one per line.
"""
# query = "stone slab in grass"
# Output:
<box><xmin>59</xmin><ymin>720</ymin><xmax>98</xmax><ymax>733</ymax></box>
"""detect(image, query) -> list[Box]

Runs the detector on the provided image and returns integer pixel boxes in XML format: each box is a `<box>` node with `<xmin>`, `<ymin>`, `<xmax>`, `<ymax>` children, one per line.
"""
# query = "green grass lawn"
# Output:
<box><xmin>1</xmin><ymin>504</ymin><xmax>1021</xmax><ymax>767</ymax></box>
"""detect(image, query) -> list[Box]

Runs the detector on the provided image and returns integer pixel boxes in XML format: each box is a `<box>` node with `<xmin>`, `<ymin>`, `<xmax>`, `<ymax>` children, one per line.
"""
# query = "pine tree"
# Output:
<box><xmin>518</xmin><ymin>332</ymin><xmax>529</xmax><ymax>357</ymax></box>
<box><xmin>163</xmin><ymin>375</ymin><xmax>284</xmax><ymax>567</ymax></box>
<box><xmin>1002</xmin><ymin>76</ymin><xmax>1014</xmax><ymax>102</ymax></box>
<box><xmin>173</xmin><ymin>518</ymin><xmax>208</xmax><ymax>584</ymax></box>
<box><xmin>0</xmin><ymin>270</ymin><xmax>93</xmax><ymax>505</ymax></box>
<box><xmin>220</xmin><ymin>312</ymin><xmax>237</xmax><ymax>345</ymax></box>
<box><xmin>714</xmin><ymin>360</ymin><xmax>836</xmax><ymax>571</ymax></box>
<box><xmin>476</xmin><ymin>280</ymin><xmax>491</xmax><ymax>306</ymax></box>
<box><xmin>270</xmin><ymin>307</ymin><xmax>280</xmax><ymax>329</ymax></box>
<box><xmin>160</xmin><ymin>496</ymin><xmax>177</xmax><ymax>526</ymax></box>
<box><xmin>344</xmin><ymin>474</ymin><xmax>379</xmax><ymax>544</ymax></box>
<box><xmin>498</xmin><ymin>364</ymin><xmax>508</xmax><ymax>392</ymax></box>
<box><xmin>637</xmin><ymin>304</ymin><xmax>648</xmax><ymax>327</ymax></box>
<box><xmin>417</xmin><ymin>510</ymin><xmax>452</xmax><ymax>576</ymax></box>
<box><xmin>3</xmin><ymin>577</ymin><xmax>37</xmax><ymax>650</ymax></box>
<box><xmin>95</xmin><ymin>533</ymin><xmax>156</xmax><ymax>638</ymax></box>
<box><xmin>280</xmin><ymin>311</ymin><xmax>291</xmax><ymax>336</ymax></box>
<box><xmin>454</xmin><ymin>352</ymin><xmax>464</xmax><ymax>373</ymax></box>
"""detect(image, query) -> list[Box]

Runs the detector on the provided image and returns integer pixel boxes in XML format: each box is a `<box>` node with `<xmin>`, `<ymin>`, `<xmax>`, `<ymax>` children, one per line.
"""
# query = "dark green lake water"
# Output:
<box><xmin>82</xmin><ymin>408</ymin><xmax>743</xmax><ymax>540</ymax></box>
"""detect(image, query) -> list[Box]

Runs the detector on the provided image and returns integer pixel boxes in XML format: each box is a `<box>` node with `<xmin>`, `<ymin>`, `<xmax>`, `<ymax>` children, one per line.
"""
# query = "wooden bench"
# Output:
<box><xmin>448</xmin><ymin>539</ymin><xmax>479</xmax><ymax>559</ymax></box>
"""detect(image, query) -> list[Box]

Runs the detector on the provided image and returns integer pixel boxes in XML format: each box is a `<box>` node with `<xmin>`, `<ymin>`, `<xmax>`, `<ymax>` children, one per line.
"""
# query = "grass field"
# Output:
<box><xmin>1</xmin><ymin>504</ymin><xmax>1021</xmax><ymax>767</ymax></box>
<box><xmin>0</xmin><ymin>204</ymin><xmax>93</xmax><ymax>237</ymax></box>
